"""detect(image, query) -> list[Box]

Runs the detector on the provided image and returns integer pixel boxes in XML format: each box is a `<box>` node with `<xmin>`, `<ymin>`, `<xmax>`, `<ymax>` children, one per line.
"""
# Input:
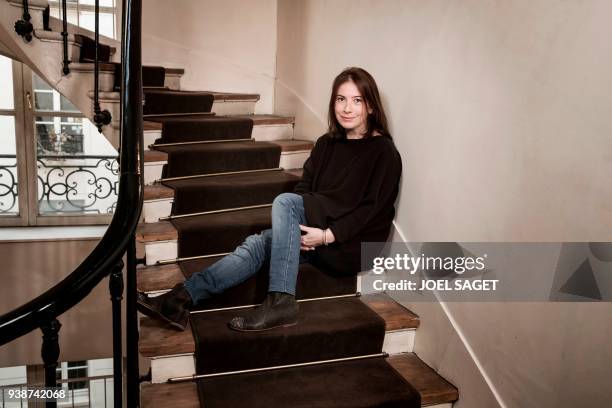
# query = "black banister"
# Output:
<box><xmin>3</xmin><ymin>0</ymin><xmax>143</xmax><ymax>404</ymax></box>
<box><xmin>109</xmin><ymin>262</ymin><xmax>124</xmax><ymax>408</ymax></box>
<box><xmin>61</xmin><ymin>0</ymin><xmax>69</xmax><ymax>74</ymax></box>
<box><xmin>121</xmin><ymin>0</ymin><xmax>144</xmax><ymax>402</ymax></box>
<box><xmin>0</xmin><ymin>0</ymin><xmax>143</xmax><ymax>394</ymax></box>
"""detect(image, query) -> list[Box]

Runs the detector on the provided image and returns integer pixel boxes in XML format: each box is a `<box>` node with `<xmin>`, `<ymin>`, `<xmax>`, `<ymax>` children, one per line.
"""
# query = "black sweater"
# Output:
<box><xmin>294</xmin><ymin>133</ymin><xmax>402</xmax><ymax>274</ymax></box>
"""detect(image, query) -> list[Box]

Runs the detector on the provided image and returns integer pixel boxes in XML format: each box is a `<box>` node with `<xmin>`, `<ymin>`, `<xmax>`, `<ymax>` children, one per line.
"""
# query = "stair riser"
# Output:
<box><xmin>211</xmin><ymin>100</ymin><xmax>257</xmax><ymax>115</ymax></box>
<box><xmin>143</xmin><ymin>151</ymin><xmax>308</xmax><ymax>186</ymax></box>
<box><xmin>150</xmin><ymin>354</ymin><xmax>195</xmax><ymax>384</ymax></box>
<box><xmin>143</xmin><ymin>199</ymin><xmax>173</xmax><ymax>223</ymax></box>
<box><xmin>143</xmin><ymin>123</ymin><xmax>294</xmax><ymax>150</ymax></box>
<box><xmin>149</xmin><ymin>329</ymin><xmax>415</xmax><ymax>384</ymax></box>
<box><xmin>143</xmin><ymin>162</ymin><xmax>165</xmax><ymax>186</ymax></box>
<box><xmin>164</xmin><ymin>73</ymin><xmax>181</xmax><ymax>91</ymax></box>
<box><xmin>145</xmin><ymin>241</ymin><xmax>178</xmax><ymax>265</ymax></box>
<box><xmin>74</xmin><ymin>69</ymin><xmax>115</xmax><ymax>92</ymax></box>
<box><xmin>251</xmin><ymin>124</ymin><xmax>294</xmax><ymax>142</ymax></box>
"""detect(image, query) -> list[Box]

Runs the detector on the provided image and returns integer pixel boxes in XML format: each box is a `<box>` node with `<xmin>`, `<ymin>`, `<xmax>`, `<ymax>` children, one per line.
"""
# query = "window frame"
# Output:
<box><xmin>1</xmin><ymin>59</ymin><xmax>115</xmax><ymax>226</ymax></box>
<box><xmin>0</xmin><ymin>59</ymin><xmax>29</xmax><ymax>227</ymax></box>
<box><xmin>22</xmin><ymin>64</ymin><xmax>114</xmax><ymax>226</ymax></box>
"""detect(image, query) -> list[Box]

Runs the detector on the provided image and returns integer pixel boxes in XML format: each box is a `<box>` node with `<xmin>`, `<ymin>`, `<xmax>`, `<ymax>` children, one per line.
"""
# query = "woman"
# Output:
<box><xmin>137</xmin><ymin>67</ymin><xmax>402</xmax><ymax>332</ymax></box>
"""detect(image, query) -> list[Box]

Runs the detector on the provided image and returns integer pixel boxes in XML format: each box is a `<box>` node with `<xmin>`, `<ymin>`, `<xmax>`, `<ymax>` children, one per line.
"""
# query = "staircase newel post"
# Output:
<box><xmin>109</xmin><ymin>260</ymin><xmax>124</xmax><ymax>408</ymax></box>
<box><xmin>40</xmin><ymin>318</ymin><xmax>61</xmax><ymax>408</ymax></box>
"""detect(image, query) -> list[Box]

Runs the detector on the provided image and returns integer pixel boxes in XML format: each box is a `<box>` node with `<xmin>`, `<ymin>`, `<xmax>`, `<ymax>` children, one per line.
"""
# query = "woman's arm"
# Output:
<box><xmin>293</xmin><ymin>154</ymin><xmax>314</xmax><ymax>195</ymax></box>
<box><xmin>293</xmin><ymin>135</ymin><xmax>328</xmax><ymax>195</ymax></box>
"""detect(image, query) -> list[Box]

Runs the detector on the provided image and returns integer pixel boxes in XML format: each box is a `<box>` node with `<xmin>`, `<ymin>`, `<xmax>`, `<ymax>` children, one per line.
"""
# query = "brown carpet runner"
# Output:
<box><xmin>163</xmin><ymin>170</ymin><xmax>300</xmax><ymax>215</ymax></box>
<box><xmin>172</xmin><ymin>206</ymin><xmax>271</xmax><ymax>258</ymax></box>
<box><xmin>156</xmin><ymin>141</ymin><xmax>281</xmax><ymax>179</ymax></box>
<box><xmin>152</xmin><ymin>116</ymin><xmax>254</xmax><ymax>144</ymax></box>
<box><xmin>180</xmin><ymin>258</ymin><xmax>357</xmax><ymax>311</ymax></box>
<box><xmin>143</xmin><ymin>89</ymin><xmax>214</xmax><ymax>115</ymax></box>
<box><xmin>196</xmin><ymin>357</ymin><xmax>420</xmax><ymax>408</ymax></box>
<box><xmin>114</xmin><ymin>64</ymin><xmax>165</xmax><ymax>90</ymax></box>
<box><xmin>145</xmin><ymin>95</ymin><xmax>419</xmax><ymax>406</ymax></box>
<box><xmin>192</xmin><ymin>297</ymin><xmax>386</xmax><ymax>373</ymax></box>
<box><xmin>75</xmin><ymin>34</ymin><xmax>111</xmax><ymax>63</ymax></box>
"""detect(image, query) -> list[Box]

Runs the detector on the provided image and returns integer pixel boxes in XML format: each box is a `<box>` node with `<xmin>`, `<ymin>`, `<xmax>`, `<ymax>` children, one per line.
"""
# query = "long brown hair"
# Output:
<box><xmin>327</xmin><ymin>67</ymin><xmax>390</xmax><ymax>139</ymax></box>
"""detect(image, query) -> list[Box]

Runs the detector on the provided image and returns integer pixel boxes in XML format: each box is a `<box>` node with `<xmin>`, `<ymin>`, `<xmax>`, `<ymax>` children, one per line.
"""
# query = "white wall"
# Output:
<box><xmin>276</xmin><ymin>1</ymin><xmax>612</xmax><ymax>407</ymax></box>
<box><xmin>142</xmin><ymin>0</ymin><xmax>278</xmax><ymax>113</ymax></box>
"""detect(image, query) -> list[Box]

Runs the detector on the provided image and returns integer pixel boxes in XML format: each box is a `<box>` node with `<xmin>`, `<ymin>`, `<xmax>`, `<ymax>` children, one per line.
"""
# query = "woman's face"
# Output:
<box><xmin>334</xmin><ymin>80</ymin><xmax>372</xmax><ymax>137</ymax></box>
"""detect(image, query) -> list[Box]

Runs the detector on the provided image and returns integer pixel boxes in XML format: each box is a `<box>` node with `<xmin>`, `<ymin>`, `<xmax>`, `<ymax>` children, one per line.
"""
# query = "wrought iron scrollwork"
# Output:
<box><xmin>0</xmin><ymin>155</ymin><xmax>19</xmax><ymax>214</ymax></box>
<box><xmin>37</xmin><ymin>154</ymin><xmax>119</xmax><ymax>214</ymax></box>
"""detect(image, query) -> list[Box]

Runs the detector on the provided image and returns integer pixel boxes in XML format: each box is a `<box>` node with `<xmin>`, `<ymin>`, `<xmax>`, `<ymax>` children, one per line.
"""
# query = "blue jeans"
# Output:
<box><xmin>184</xmin><ymin>193</ymin><xmax>310</xmax><ymax>303</ymax></box>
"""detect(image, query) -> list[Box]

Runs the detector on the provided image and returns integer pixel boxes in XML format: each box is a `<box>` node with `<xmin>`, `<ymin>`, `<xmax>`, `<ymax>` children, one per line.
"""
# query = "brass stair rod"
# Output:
<box><xmin>157</xmin><ymin>167</ymin><xmax>284</xmax><ymax>183</ymax></box>
<box><xmin>143</xmin><ymin>112</ymin><xmax>215</xmax><ymax>118</ymax></box>
<box><xmin>169</xmin><ymin>352</ymin><xmax>388</xmax><ymax>383</ymax></box>
<box><xmin>159</xmin><ymin>203</ymin><xmax>272</xmax><ymax>221</ymax></box>
<box><xmin>156</xmin><ymin>252</ymin><xmax>230</xmax><ymax>265</ymax></box>
<box><xmin>150</xmin><ymin>138</ymin><xmax>254</xmax><ymax>148</ymax></box>
<box><xmin>190</xmin><ymin>293</ymin><xmax>362</xmax><ymax>315</ymax></box>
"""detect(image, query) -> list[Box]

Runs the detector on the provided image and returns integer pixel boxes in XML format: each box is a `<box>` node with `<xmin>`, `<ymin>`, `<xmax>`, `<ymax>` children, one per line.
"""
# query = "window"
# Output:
<box><xmin>56</xmin><ymin>360</ymin><xmax>88</xmax><ymax>391</ymax></box>
<box><xmin>0</xmin><ymin>55</ymin><xmax>118</xmax><ymax>226</ymax></box>
<box><xmin>48</xmin><ymin>0</ymin><xmax>119</xmax><ymax>40</ymax></box>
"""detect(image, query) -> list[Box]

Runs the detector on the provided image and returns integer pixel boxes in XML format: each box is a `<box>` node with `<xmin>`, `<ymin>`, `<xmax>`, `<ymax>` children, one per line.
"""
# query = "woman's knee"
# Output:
<box><xmin>237</xmin><ymin>230</ymin><xmax>271</xmax><ymax>260</ymax></box>
<box><xmin>272</xmin><ymin>192</ymin><xmax>301</xmax><ymax>210</ymax></box>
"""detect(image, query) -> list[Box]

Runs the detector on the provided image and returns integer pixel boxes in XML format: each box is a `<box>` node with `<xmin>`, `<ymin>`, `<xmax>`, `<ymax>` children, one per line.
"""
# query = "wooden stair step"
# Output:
<box><xmin>210</xmin><ymin>91</ymin><xmax>260</xmax><ymax>101</ymax></box>
<box><xmin>138</xmin><ymin>293</ymin><xmax>417</xmax><ymax>357</ymax></box>
<box><xmin>361</xmin><ymin>293</ymin><xmax>419</xmax><ymax>331</ymax></box>
<box><xmin>136</xmin><ymin>221</ymin><xmax>177</xmax><ymax>243</ymax></box>
<box><xmin>165</xmin><ymin>68</ymin><xmax>185</xmax><ymax>76</ymax></box>
<box><xmin>141</xmin><ymin>382</ymin><xmax>199</xmax><ymax>408</ymax></box>
<box><xmin>137</xmin><ymin>263</ymin><xmax>185</xmax><ymax>293</ymax></box>
<box><xmin>388</xmin><ymin>353</ymin><xmax>459</xmax><ymax>406</ymax></box>
<box><xmin>140</xmin><ymin>352</ymin><xmax>457</xmax><ymax>408</ymax></box>
<box><xmin>144</xmin><ymin>184</ymin><xmax>174</xmax><ymax>201</ymax></box>
<box><xmin>144</xmin><ymin>150</ymin><xmax>169</xmax><ymax>163</ymax></box>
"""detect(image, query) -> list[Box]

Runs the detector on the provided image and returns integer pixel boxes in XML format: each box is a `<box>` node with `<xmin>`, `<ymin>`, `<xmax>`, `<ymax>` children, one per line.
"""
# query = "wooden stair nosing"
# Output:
<box><xmin>211</xmin><ymin>91</ymin><xmax>260</xmax><ymax>102</ymax></box>
<box><xmin>165</xmin><ymin>68</ymin><xmax>185</xmax><ymax>76</ymax></box>
<box><xmin>140</xmin><ymin>352</ymin><xmax>457</xmax><ymax>408</ymax></box>
<box><xmin>138</xmin><ymin>293</ymin><xmax>417</xmax><ymax>357</ymax></box>
<box><xmin>144</xmin><ymin>184</ymin><xmax>174</xmax><ymax>201</ymax></box>
<box><xmin>136</xmin><ymin>221</ymin><xmax>177</xmax><ymax>242</ymax></box>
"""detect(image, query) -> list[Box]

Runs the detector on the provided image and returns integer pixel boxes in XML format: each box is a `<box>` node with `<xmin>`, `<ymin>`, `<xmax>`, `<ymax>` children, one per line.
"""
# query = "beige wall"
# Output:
<box><xmin>0</xmin><ymin>239</ymin><xmax>117</xmax><ymax>366</ymax></box>
<box><xmin>277</xmin><ymin>1</ymin><xmax>612</xmax><ymax>407</ymax></box>
<box><xmin>142</xmin><ymin>0</ymin><xmax>278</xmax><ymax>113</ymax></box>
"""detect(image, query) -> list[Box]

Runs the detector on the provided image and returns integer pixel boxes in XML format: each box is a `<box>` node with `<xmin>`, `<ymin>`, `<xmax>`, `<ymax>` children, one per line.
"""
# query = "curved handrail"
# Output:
<box><xmin>0</xmin><ymin>0</ymin><xmax>143</xmax><ymax>346</ymax></box>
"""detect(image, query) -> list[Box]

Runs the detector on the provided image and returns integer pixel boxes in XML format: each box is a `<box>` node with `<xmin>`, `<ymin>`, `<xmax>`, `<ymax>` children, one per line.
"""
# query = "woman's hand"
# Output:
<box><xmin>299</xmin><ymin>225</ymin><xmax>335</xmax><ymax>250</ymax></box>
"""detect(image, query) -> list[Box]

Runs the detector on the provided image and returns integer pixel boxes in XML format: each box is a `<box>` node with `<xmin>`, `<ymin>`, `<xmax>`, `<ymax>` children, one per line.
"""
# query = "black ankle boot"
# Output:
<box><xmin>137</xmin><ymin>283</ymin><xmax>193</xmax><ymax>331</ymax></box>
<box><xmin>228</xmin><ymin>291</ymin><xmax>298</xmax><ymax>332</ymax></box>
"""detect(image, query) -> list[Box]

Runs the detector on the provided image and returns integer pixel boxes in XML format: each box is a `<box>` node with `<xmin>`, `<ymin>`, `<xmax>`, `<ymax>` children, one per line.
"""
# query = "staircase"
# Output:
<box><xmin>1</xmin><ymin>1</ymin><xmax>459</xmax><ymax>406</ymax></box>
<box><xmin>135</xmin><ymin>76</ymin><xmax>459</xmax><ymax>406</ymax></box>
